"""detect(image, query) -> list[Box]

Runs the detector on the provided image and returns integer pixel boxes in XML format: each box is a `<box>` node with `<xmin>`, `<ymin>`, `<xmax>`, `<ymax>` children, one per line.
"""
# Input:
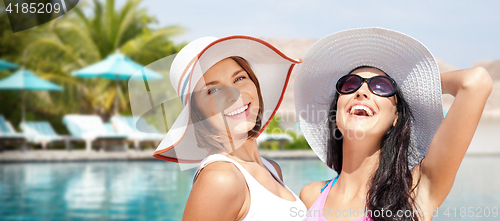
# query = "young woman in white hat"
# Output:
<box><xmin>295</xmin><ymin>28</ymin><xmax>492</xmax><ymax>221</ymax></box>
<box><xmin>152</xmin><ymin>36</ymin><xmax>307</xmax><ymax>220</ymax></box>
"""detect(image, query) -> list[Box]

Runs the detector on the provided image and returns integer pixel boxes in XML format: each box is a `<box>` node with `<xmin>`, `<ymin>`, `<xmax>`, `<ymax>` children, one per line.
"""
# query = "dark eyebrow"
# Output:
<box><xmin>204</xmin><ymin>69</ymin><xmax>245</xmax><ymax>87</ymax></box>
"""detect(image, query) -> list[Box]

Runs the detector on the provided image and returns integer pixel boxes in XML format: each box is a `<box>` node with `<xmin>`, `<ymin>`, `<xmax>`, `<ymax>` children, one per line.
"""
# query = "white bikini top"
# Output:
<box><xmin>194</xmin><ymin>154</ymin><xmax>307</xmax><ymax>221</ymax></box>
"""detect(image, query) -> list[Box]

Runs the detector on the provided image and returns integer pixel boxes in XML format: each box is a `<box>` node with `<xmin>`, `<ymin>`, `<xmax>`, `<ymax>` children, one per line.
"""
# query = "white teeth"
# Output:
<box><xmin>349</xmin><ymin>105</ymin><xmax>373</xmax><ymax>116</ymax></box>
<box><xmin>225</xmin><ymin>104</ymin><xmax>249</xmax><ymax>116</ymax></box>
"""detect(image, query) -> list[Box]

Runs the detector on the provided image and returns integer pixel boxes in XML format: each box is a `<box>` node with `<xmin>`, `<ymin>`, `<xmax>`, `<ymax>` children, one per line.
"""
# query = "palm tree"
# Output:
<box><xmin>21</xmin><ymin>0</ymin><xmax>184</xmax><ymax>121</ymax></box>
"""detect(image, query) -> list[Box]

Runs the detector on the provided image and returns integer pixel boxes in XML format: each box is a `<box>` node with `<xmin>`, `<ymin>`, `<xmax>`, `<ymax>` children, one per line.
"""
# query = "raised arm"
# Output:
<box><xmin>183</xmin><ymin>162</ymin><xmax>247</xmax><ymax>221</ymax></box>
<box><xmin>416</xmin><ymin>67</ymin><xmax>493</xmax><ymax>206</ymax></box>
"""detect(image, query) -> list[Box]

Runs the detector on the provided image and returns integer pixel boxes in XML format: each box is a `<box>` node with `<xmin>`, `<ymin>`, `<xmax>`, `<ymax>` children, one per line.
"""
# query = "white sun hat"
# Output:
<box><xmin>152</xmin><ymin>35</ymin><xmax>301</xmax><ymax>164</ymax></box>
<box><xmin>294</xmin><ymin>27</ymin><xmax>443</xmax><ymax>169</ymax></box>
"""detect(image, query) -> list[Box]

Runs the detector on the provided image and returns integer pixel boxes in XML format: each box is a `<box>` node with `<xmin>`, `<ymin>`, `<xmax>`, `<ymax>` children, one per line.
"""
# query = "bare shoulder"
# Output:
<box><xmin>184</xmin><ymin>161</ymin><xmax>247</xmax><ymax>220</ymax></box>
<box><xmin>300</xmin><ymin>180</ymin><xmax>329</xmax><ymax>209</ymax></box>
<box><xmin>194</xmin><ymin>161</ymin><xmax>247</xmax><ymax>193</ymax></box>
<box><xmin>263</xmin><ymin>158</ymin><xmax>283</xmax><ymax>181</ymax></box>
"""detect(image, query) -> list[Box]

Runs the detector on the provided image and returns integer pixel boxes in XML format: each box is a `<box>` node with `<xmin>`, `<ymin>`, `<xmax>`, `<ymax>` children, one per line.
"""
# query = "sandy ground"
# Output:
<box><xmin>0</xmin><ymin>147</ymin><xmax>497</xmax><ymax>162</ymax></box>
<box><xmin>0</xmin><ymin>150</ymin><xmax>319</xmax><ymax>162</ymax></box>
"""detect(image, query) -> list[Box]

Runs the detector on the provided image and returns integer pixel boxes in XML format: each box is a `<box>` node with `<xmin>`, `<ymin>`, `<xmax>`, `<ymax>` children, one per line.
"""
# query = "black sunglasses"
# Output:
<box><xmin>336</xmin><ymin>74</ymin><xmax>397</xmax><ymax>97</ymax></box>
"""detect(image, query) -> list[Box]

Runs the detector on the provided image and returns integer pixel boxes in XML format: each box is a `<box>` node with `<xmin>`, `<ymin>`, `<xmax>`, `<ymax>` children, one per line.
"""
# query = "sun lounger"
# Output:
<box><xmin>20</xmin><ymin>121</ymin><xmax>70</xmax><ymax>150</ymax></box>
<box><xmin>0</xmin><ymin>115</ymin><xmax>26</xmax><ymax>151</ymax></box>
<box><xmin>110</xmin><ymin>116</ymin><xmax>164</xmax><ymax>150</ymax></box>
<box><xmin>62</xmin><ymin>115</ymin><xmax>127</xmax><ymax>151</ymax></box>
<box><xmin>103</xmin><ymin>123</ymin><xmax>116</xmax><ymax>134</ymax></box>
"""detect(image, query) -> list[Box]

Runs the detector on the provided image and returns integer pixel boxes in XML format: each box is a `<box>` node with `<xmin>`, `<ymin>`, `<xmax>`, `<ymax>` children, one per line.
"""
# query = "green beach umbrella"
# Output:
<box><xmin>0</xmin><ymin>59</ymin><xmax>19</xmax><ymax>70</ymax></box>
<box><xmin>0</xmin><ymin>68</ymin><xmax>63</xmax><ymax>122</ymax></box>
<box><xmin>72</xmin><ymin>51</ymin><xmax>163</xmax><ymax>115</ymax></box>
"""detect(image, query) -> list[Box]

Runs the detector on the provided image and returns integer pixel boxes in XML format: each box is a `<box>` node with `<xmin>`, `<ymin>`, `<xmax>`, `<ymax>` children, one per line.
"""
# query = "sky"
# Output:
<box><xmin>123</xmin><ymin>0</ymin><xmax>499</xmax><ymax>69</ymax></box>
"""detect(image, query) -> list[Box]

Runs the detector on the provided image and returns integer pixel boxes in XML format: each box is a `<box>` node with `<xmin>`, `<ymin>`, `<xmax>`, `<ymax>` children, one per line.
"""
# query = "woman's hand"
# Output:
<box><xmin>416</xmin><ymin>67</ymin><xmax>492</xmax><ymax>208</ymax></box>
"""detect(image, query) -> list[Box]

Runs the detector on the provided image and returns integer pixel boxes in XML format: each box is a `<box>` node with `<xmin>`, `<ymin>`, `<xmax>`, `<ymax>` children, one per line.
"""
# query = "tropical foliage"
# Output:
<box><xmin>260</xmin><ymin>116</ymin><xmax>311</xmax><ymax>150</ymax></box>
<box><xmin>0</xmin><ymin>0</ymin><xmax>184</xmax><ymax>132</ymax></box>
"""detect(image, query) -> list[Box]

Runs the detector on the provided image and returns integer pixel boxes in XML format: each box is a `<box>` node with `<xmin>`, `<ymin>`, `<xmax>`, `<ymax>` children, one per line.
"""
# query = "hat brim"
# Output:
<box><xmin>153</xmin><ymin>36</ymin><xmax>301</xmax><ymax>165</ymax></box>
<box><xmin>294</xmin><ymin>27</ymin><xmax>443</xmax><ymax>169</ymax></box>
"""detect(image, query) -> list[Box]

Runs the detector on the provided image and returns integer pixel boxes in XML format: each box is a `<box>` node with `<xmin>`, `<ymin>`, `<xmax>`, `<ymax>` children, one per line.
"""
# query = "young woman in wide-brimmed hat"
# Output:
<box><xmin>295</xmin><ymin>27</ymin><xmax>492</xmax><ymax>221</ymax></box>
<box><xmin>152</xmin><ymin>36</ymin><xmax>307</xmax><ymax>220</ymax></box>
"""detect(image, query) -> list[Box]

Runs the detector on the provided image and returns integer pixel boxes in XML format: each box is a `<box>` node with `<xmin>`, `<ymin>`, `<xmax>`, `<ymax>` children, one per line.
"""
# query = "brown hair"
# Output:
<box><xmin>190</xmin><ymin>56</ymin><xmax>264</xmax><ymax>151</ymax></box>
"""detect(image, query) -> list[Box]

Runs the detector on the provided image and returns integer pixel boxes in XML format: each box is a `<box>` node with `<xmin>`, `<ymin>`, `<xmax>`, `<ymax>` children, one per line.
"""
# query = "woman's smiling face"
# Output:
<box><xmin>191</xmin><ymin>58</ymin><xmax>260</xmax><ymax>135</ymax></box>
<box><xmin>336</xmin><ymin>67</ymin><xmax>399</xmax><ymax>140</ymax></box>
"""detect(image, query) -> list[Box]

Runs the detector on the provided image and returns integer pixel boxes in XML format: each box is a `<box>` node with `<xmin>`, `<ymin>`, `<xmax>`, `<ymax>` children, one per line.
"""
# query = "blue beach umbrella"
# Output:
<box><xmin>0</xmin><ymin>68</ymin><xmax>63</xmax><ymax>122</ymax></box>
<box><xmin>72</xmin><ymin>51</ymin><xmax>163</xmax><ymax>115</ymax></box>
<box><xmin>0</xmin><ymin>59</ymin><xmax>19</xmax><ymax>70</ymax></box>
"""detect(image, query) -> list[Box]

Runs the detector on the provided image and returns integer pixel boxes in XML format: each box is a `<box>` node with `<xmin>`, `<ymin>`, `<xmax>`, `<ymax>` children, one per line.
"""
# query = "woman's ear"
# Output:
<box><xmin>393</xmin><ymin>112</ymin><xmax>399</xmax><ymax>127</ymax></box>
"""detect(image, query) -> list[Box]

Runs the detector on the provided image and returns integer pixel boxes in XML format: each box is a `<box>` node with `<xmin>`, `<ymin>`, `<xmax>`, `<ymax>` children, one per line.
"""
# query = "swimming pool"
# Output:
<box><xmin>0</xmin><ymin>157</ymin><xmax>499</xmax><ymax>220</ymax></box>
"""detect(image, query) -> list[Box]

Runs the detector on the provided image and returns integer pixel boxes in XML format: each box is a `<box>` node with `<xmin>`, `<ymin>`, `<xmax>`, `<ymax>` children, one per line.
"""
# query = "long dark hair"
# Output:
<box><xmin>326</xmin><ymin>66</ymin><xmax>420</xmax><ymax>221</ymax></box>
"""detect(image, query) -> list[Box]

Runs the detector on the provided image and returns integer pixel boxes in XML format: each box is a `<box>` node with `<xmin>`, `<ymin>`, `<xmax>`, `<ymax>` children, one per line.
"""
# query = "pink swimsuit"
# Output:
<box><xmin>305</xmin><ymin>175</ymin><xmax>373</xmax><ymax>221</ymax></box>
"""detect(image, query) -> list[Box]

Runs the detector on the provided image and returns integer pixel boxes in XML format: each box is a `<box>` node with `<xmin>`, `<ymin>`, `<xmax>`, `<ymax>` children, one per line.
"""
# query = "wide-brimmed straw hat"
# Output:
<box><xmin>153</xmin><ymin>35</ymin><xmax>301</xmax><ymax>164</ymax></box>
<box><xmin>294</xmin><ymin>27</ymin><xmax>443</xmax><ymax>169</ymax></box>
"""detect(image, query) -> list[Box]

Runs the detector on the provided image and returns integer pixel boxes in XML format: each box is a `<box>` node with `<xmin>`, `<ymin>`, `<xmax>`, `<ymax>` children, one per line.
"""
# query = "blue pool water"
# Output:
<box><xmin>1</xmin><ymin>157</ymin><xmax>499</xmax><ymax>221</ymax></box>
